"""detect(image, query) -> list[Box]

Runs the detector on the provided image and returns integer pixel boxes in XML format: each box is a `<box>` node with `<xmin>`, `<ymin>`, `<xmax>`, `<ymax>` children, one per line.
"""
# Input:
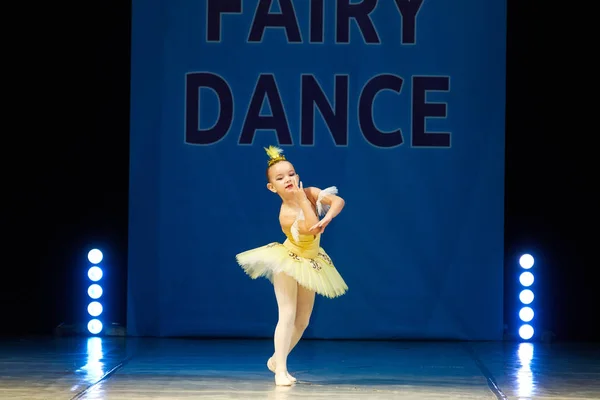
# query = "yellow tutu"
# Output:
<box><xmin>236</xmin><ymin>187</ymin><xmax>348</xmax><ymax>299</ymax></box>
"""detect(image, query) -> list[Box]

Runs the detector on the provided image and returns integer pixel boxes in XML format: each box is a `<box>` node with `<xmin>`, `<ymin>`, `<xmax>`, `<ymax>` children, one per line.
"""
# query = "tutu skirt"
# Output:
<box><xmin>236</xmin><ymin>238</ymin><xmax>348</xmax><ymax>299</ymax></box>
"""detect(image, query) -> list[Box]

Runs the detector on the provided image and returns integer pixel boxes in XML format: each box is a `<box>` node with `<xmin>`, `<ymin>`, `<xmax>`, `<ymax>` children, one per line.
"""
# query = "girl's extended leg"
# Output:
<box><xmin>268</xmin><ymin>283</ymin><xmax>316</xmax><ymax>381</ymax></box>
<box><xmin>288</xmin><ymin>283</ymin><xmax>316</xmax><ymax>354</ymax></box>
<box><xmin>272</xmin><ymin>272</ymin><xmax>298</xmax><ymax>386</ymax></box>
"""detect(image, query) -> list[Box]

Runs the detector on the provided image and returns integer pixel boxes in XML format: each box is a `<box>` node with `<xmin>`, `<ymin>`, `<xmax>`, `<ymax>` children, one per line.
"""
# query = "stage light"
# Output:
<box><xmin>519</xmin><ymin>306</ymin><xmax>534</xmax><ymax>322</ymax></box>
<box><xmin>87</xmin><ymin>319</ymin><xmax>103</xmax><ymax>335</ymax></box>
<box><xmin>86</xmin><ymin>248</ymin><xmax>104</xmax><ymax>335</ymax></box>
<box><xmin>519</xmin><ymin>254</ymin><xmax>534</xmax><ymax>269</ymax></box>
<box><xmin>88</xmin><ymin>284</ymin><xmax>103</xmax><ymax>299</ymax></box>
<box><xmin>88</xmin><ymin>266</ymin><xmax>103</xmax><ymax>282</ymax></box>
<box><xmin>519</xmin><ymin>271</ymin><xmax>534</xmax><ymax>287</ymax></box>
<box><xmin>88</xmin><ymin>301</ymin><xmax>103</xmax><ymax>317</ymax></box>
<box><xmin>517</xmin><ymin>253</ymin><xmax>536</xmax><ymax>341</ymax></box>
<box><xmin>519</xmin><ymin>289</ymin><xmax>534</xmax><ymax>304</ymax></box>
<box><xmin>519</xmin><ymin>324</ymin><xmax>534</xmax><ymax>340</ymax></box>
<box><xmin>88</xmin><ymin>249</ymin><xmax>103</xmax><ymax>264</ymax></box>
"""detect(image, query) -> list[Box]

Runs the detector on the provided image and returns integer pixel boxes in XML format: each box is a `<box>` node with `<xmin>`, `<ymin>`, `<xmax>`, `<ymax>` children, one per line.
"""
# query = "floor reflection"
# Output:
<box><xmin>516</xmin><ymin>342</ymin><xmax>535</xmax><ymax>399</ymax></box>
<box><xmin>76</xmin><ymin>337</ymin><xmax>106</xmax><ymax>385</ymax></box>
<box><xmin>1</xmin><ymin>337</ymin><xmax>598</xmax><ymax>399</ymax></box>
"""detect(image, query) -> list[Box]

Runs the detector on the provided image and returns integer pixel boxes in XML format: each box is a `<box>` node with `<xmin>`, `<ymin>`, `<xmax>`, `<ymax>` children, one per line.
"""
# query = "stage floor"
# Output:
<box><xmin>0</xmin><ymin>337</ymin><xmax>598</xmax><ymax>399</ymax></box>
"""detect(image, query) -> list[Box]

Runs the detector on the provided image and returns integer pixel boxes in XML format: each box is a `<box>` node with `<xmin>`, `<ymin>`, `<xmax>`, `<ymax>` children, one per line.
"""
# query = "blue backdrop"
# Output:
<box><xmin>128</xmin><ymin>0</ymin><xmax>506</xmax><ymax>340</ymax></box>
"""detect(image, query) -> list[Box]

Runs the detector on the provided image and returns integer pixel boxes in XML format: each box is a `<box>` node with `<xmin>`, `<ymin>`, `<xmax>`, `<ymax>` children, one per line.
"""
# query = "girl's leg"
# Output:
<box><xmin>288</xmin><ymin>283</ymin><xmax>316</xmax><ymax>354</ymax></box>
<box><xmin>272</xmin><ymin>272</ymin><xmax>298</xmax><ymax>386</ymax></box>
<box><xmin>268</xmin><ymin>283</ymin><xmax>316</xmax><ymax>380</ymax></box>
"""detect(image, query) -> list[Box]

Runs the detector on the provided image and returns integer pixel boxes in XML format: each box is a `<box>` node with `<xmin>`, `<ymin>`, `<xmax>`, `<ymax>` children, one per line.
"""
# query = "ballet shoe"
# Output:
<box><xmin>275</xmin><ymin>371</ymin><xmax>294</xmax><ymax>386</ymax></box>
<box><xmin>267</xmin><ymin>357</ymin><xmax>275</xmax><ymax>373</ymax></box>
<box><xmin>267</xmin><ymin>357</ymin><xmax>297</xmax><ymax>382</ymax></box>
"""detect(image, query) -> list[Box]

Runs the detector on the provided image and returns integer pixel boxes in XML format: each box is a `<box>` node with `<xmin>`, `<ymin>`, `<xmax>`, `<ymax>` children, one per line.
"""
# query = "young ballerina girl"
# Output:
<box><xmin>236</xmin><ymin>146</ymin><xmax>348</xmax><ymax>386</ymax></box>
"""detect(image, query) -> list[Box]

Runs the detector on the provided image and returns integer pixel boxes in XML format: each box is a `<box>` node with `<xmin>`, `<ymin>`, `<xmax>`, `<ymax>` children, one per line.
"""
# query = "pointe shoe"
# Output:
<box><xmin>268</xmin><ymin>357</ymin><xmax>297</xmax><ymax>382</ymax></box>
<box><xmin>275</xmin><ymin>371</ymin><xmax>294</xmax><ymax>386</ymax></box>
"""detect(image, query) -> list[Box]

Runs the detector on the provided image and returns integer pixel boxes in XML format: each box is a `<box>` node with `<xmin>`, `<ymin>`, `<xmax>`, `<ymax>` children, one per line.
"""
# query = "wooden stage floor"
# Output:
<box><xmin>0</xmin><ymin>336</ymin><xmax>598</xmax><ymax>399</ymax></box>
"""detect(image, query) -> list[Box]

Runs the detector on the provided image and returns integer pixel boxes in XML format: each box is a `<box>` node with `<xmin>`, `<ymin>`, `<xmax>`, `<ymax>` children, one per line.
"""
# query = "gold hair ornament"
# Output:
<box><xmin>264</xmin><ymin>145</ymin><xmax>287</xmax><ymax>167</ymax></box>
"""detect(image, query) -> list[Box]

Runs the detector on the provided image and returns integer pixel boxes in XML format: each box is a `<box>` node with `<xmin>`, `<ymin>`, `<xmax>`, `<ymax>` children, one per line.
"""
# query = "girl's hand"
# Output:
<box><xmin>309</xmin><ymin>215</ymin><xmax>332</xmax><ymax>234</ymax></box>
<box><xmin>292</xmin><ymin>180</ymin><xmax>308</xmax><ymax>203</ymax></box>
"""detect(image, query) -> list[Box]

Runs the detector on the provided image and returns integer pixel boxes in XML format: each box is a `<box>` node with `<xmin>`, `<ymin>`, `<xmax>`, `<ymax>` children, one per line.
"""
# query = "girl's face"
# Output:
<box><xmin>267</xmin><ymin>161</ymin><xmax>299</xmax><ymax>195</ymax></box>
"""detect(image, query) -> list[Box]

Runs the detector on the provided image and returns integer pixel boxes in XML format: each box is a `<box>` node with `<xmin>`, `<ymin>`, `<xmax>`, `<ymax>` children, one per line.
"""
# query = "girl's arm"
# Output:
<box><xmin>307</xmin><ymin>187</ymin><xmax>345</xmax><ymax>220</ymax></box>
<box><xmin>279</xmin><ymin>204</ymin><xmax>319</xmax><ymax>236</ymax></box>
<box><xmin>279</xmin><ymin>185</ymin><xmax>320</xmax><ymax>237</ymax></box>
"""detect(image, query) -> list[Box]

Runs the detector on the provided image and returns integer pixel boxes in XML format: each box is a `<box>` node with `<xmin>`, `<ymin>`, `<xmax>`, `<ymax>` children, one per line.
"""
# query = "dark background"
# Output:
<box><xmin>3</xmin><ymin>1</ymin><xmax>594</xmax><ymax>341</ymax></box>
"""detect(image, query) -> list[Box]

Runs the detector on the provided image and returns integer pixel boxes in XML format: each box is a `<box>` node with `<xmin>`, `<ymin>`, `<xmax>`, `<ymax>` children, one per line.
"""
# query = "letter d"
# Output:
<box><xmin>185</xmin><ymin>72</ymin><xmax>233</xmax><ymax>145</ymax></box>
